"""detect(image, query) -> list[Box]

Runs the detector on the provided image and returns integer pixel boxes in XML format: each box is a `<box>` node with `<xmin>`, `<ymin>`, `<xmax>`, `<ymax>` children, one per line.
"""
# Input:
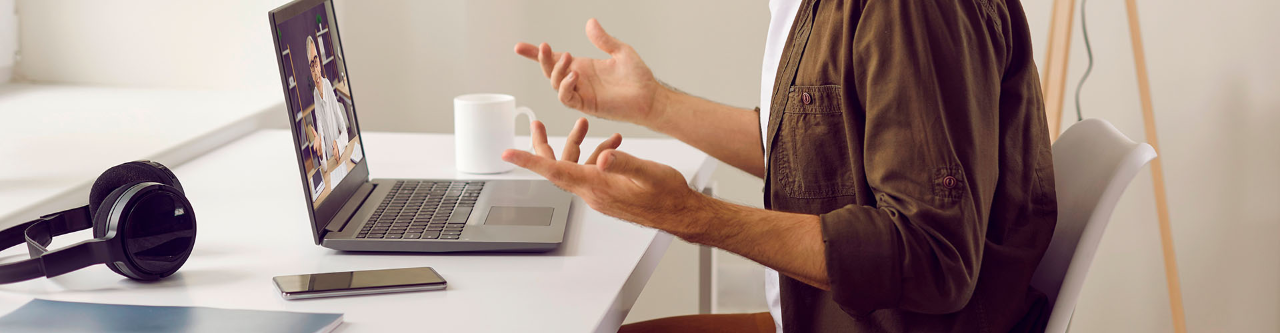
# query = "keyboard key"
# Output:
<box><xmin>447</xmin><ymin>207</ymin><xmax>472</xmax><ymax>224</ymax></box>
<box><xmin>422</xmin><ymin>231</ymin><xmax>441</xmax><ymax>239</ymax></box>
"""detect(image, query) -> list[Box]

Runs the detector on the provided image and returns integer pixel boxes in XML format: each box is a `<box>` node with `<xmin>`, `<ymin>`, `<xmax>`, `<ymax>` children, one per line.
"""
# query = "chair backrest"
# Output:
<box><xmin>1029</xmin><ymin>118</ymin><xmax>1157</xmax><ymax>333</ymax></box>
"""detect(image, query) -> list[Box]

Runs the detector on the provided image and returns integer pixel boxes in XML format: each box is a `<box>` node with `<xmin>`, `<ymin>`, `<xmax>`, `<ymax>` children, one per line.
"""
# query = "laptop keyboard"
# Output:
<box><xmin>356</xmin><ymin>181</ymin><xmax>483</xmax><ymax>240</ymax></box>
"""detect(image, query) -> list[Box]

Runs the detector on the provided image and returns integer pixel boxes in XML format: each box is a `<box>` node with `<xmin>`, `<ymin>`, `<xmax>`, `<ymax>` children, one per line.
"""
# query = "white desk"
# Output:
<box><xmin>0</xmin><ymin>83</ymin><xmax>283</xmax><ymax>228</ymax></box>
<box><xmin>0</xmin><ymin>129</ymin><xmax>717</xmax><ymax>332</ymax></box>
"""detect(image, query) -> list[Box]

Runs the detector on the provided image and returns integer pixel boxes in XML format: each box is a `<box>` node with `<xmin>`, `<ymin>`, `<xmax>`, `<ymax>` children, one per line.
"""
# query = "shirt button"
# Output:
<box><xmin>801</xmin><ymin>92</ymin><xmax>812</xmax><ymax>105</ymax></box>
<box><xmin>942</xmin><ymin>176</ymin><xmax>958</xmax><ymax>188</ymax></box>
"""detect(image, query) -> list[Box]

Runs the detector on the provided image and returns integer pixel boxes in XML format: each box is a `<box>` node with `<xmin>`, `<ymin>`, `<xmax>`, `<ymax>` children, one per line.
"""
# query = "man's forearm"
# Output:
<box><xmin>645</xmin><ymin>87</ymin><xmax>766</xmax><ymax>178</ymax></box>
<box><xmin>676</xmin><ymin>194</ymin><xmax>831</xmax><ymax>290</ymax></box>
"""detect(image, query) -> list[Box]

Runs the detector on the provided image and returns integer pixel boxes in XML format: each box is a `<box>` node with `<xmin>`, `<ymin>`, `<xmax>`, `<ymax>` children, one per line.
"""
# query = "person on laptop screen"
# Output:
<box><xmin>306</xmin><ymin>35</ymin><xmax>348</xmax><ymax>164</ymax></box>
<box><xmin>274</xmin><ymin>4</ymin><xmax>361</xmax><ymax>207</ymax></box>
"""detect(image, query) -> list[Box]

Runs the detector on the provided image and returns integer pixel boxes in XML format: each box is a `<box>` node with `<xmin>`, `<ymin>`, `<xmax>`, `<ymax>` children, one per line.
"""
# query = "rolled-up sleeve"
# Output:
<box><xmin>821</xmin><ymin>0</ymin><xmax>1005</xmax><ymax>315</ymax></box>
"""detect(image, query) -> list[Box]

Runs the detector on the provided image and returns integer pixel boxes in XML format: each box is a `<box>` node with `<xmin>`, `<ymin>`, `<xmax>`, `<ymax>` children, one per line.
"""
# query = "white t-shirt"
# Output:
<box><xmin>760</xmin><ymin>0</ymin><xmax>802</xmax><ymax>332</ymax></box>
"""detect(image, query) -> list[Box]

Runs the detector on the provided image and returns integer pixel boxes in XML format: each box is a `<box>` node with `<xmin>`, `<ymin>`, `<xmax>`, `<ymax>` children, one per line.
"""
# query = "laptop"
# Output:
<box><xmin>269</xmin><ymin>0</ymin><xmax>572</xmax><ymax>252</ymax></box>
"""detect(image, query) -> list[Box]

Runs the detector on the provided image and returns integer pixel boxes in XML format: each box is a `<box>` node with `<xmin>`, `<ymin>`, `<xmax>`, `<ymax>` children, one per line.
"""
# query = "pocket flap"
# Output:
<box><xmin>785</xmin><ymin>85</ymin><xmax>843</xmax><ymax>114</ymax></box>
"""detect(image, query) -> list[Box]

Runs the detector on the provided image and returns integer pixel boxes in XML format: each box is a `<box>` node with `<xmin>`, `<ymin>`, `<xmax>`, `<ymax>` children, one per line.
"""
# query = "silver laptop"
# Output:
<box><xmin>269</xmin><ymin>0</ymin><xmax>571</xmax><ymax>252</ymax></box>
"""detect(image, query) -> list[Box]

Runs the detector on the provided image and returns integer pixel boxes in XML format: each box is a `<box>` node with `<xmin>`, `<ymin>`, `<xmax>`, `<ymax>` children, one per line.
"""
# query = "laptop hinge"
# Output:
<box><xmin>323</xmin><ymin>182</ymin><xmax>376</xmax><ymax>234</ymax></box>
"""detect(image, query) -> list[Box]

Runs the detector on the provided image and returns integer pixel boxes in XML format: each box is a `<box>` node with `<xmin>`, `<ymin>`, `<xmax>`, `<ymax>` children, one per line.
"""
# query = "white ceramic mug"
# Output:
<box><xmin>454</xmin><ymin>94</ymin><xmax>537</xmax><ymax>174</ymax></box>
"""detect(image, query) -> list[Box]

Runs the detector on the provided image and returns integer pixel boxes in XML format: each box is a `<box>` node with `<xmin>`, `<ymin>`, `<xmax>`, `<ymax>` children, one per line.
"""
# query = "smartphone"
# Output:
<box><xmin>273</xmin><ymin>266</ymin><xmax>447</xmax><ymax>300</ymax></box>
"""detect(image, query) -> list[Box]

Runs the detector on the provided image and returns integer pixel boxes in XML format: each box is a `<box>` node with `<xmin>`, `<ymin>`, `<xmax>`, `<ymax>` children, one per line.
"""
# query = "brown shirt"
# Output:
<box><xmin>762</xmin><ymin>0</ymin><xmax>1058</xmax><ymax>332</ymax></box>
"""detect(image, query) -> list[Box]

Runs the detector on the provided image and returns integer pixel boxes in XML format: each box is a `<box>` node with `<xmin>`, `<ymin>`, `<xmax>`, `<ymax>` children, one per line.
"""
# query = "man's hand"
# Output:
<box><xmin>514</xmin><ymin>19</ymin><xmax>667</xmax><ymax>127</ymax></box>
<box><xmin>309</xmin><ymin>126</ymin><xmax>324</xmax><ymax>160</ymax></box>
<box><xmin>506</xmin><ymin>119</ymin><xmax>832</xmax><ymax>291</ymax></box>
<box><xmin>332</xmin><ymin>140</ymin><xmax>342</xmax><ymax>159</ymax></box>
<box><xmin>502</xmin><ymin>118</ymin><xmax>706</xmax><ymax>236</ymax></box>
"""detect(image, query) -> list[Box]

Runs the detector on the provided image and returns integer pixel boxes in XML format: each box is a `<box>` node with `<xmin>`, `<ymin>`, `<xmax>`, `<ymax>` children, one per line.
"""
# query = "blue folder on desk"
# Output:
<box><xmin>0</xmin><ymin>299</ymin><xmax>342</xmax><ymax>333</ymax></box>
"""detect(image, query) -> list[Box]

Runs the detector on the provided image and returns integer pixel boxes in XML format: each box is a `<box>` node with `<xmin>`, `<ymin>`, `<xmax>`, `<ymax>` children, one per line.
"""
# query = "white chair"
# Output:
<box><xmin>1029</xmin><ymin>118</ymin><xmax>1157</xmax><ymax>333</ymax></box>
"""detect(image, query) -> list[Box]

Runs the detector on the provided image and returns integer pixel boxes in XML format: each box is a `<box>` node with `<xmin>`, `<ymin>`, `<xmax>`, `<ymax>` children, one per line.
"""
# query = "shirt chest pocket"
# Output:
<box><xmin>774</xmin><ymin>85</ymin><xmax>858</xmax><ymax>199</ymax></box>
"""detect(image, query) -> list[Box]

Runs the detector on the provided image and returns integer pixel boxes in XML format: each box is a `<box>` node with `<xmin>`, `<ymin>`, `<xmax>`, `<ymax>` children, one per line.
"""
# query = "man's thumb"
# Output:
<box><xmin>586</xmin><ymin>18</ymin><xmax>623</xmax><ymax>54</ymax></box>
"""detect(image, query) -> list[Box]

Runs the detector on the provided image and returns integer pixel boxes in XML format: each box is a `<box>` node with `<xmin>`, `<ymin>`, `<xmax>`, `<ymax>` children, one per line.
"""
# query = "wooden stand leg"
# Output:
<box><xmin>1123</xmin><ymin>1</ymin><xmax>1187</xmax><ymax>332</ymax></box>
<box><xmin>1041</xmin><ymin>0</ymin><xmax>1078</xmax><ymax>141</ymax></box>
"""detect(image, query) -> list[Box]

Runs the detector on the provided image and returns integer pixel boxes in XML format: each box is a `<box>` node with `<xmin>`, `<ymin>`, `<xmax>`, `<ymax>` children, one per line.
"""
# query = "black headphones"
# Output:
<box><xmin>0</xmin><ymin>161</ymin><xmax>197</xmax><ymax>283</ymax></box>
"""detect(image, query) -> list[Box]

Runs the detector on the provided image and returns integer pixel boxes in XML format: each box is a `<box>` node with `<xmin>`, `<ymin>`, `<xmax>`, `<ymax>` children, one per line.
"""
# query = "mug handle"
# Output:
<box><xmin>515</xmin><ymin>106</ymin><xmax>537</xmax><ymax>150</ymax></box>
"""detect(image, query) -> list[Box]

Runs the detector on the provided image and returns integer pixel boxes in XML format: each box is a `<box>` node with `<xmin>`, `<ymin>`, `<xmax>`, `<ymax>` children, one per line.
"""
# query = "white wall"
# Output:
<box><xmin>15</xmin><ymin>0</ymin><xmax>286</xmax><ymax>90</ymax></box>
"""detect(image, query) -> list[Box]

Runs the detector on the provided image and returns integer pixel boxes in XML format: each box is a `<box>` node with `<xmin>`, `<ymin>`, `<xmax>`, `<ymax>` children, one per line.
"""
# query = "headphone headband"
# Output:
<box><xmin>0</xmin><ymin>206</ymin><xmax>107</xmax><ymax>284</ymax></box>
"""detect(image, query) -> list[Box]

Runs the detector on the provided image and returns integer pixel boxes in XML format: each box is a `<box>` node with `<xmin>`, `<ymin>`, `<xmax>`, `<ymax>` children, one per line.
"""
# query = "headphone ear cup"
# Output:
<box><xmin>90</xmin><ymin>161</ymin><xmax>184</xmax><ymax>218</ymax></box>
<box><xmin>136</xmin><ymin>160</ymin><xmax>183</xmax><ymax>194</ymax></box>
<box><xmin>93</xmin><ymin>182</ymin><xmax>141</xmax><ymax>240</ymax></box>
<box><xmin>93</xmin><ymin>182</ymin><xmax>142</xmax><ymax>278</ymax></box>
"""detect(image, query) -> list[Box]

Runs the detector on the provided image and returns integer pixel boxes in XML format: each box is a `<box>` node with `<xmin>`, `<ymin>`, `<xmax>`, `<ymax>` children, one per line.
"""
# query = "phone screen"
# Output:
<box><xmin>274</xmin><ymin>267</ymin><xmax>446</xmax><ymax>294</ymax></box>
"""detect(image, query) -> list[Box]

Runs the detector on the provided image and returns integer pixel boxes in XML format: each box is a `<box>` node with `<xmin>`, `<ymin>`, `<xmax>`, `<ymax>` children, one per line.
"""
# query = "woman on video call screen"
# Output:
<box><xmin>275</xmin><ymin>3</ymin><xmax>362</xmax><ymax>207</ymax></box>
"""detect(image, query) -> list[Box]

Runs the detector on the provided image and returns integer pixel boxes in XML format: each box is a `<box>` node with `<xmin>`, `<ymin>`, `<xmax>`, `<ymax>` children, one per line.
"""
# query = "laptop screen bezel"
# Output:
<box><xmin>269</xmin><ymin>0</ymin><xmax>371</xmax><ymax>245</ymax></box>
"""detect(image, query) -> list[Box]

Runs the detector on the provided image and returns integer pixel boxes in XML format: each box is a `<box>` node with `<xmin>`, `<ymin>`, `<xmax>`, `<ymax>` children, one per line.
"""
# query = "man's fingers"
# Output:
<box><xmin>503</xmin><ymin>149</ymin><xmax>594</xmax><ymax>189</ymax></box>
<box><xmin>537</xmin><ymin>43</ymin><xmax>557</xmax><ymax>78</ymax></box>
<box><xmin>597</xmin><ymin>149</ymin><xmax>665</xmax><ymax>183</ymax></box>
<box><xmin>549</xmin><ymin>53</ymin><xmax>572</xmax><ymax>90</ymax></box>
<box><xmin>561</xmin><ymin>117</ymin><xmax>589</xmax><ymax>163</ymax></box>
<box><xmin>557</xmin><ymin>71</ymin><xmax>581</xmax><ymax>109</ymax></box>
<box><xmin>517</xmin><ymin>42</ymin><xmax>563</xmax><ymax>78</ymax></box>
<box><xmin>502</xmin><ymin>149</ymin><xmax>558</xmax><ymax>180</ymax></box>
<box><xmin>530</xmin><ymin>120</ymin><xmax>556</xmax><ymax>159</ymax></box>
<box><xmin>514</xmin><ymin>42</ymin><xmax>539</xmax><ymax>60</ymax></box>
<box><xmin>585</xmin><ymin>133</ymin><xmax>623</xmax><ymax>165</ymax></box>
<box><xmin>586</xmin><ymin>18</ymin><xmax>623</xmax><ymax>55</ymax></box>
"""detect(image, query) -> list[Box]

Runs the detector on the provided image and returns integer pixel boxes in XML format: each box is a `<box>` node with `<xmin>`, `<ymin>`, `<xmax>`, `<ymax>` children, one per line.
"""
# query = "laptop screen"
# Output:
<box><xmin>271</xmin><ymin>0</ymin><xmax>369</xmax><ymax>242</ymax></box>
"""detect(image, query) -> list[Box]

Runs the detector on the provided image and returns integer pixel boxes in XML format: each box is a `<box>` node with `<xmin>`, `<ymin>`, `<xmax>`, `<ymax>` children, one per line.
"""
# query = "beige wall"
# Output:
<box><xmin>12</xmin><ymin>0</ymin><xmax>1279</xmax><ymax>331</ymax></box>
<box><xmin>0</xmin><ymin>0</ymin><xmax>15</xmax><ymax>82</ymax></box>
<box><xmin>329</xmin><ymin>0</ymin><xmax>767</xmax><ymax>139</ymax></box>
<box><xmin>1021</xmin><ymin>1</ymin><xmax>1280</xmax><ymax>331</ymax></box>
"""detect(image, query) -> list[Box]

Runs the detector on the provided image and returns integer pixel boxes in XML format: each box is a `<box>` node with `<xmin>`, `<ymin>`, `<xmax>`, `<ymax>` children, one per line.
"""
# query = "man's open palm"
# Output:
<box><xmin>514</xmin><ymin>19</ymin><xmax>661</xmax><ymax>125</ymax></box>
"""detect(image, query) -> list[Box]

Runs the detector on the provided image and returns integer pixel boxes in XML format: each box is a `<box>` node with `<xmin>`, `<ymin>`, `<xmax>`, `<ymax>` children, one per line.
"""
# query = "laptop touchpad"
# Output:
<box><xmin>483</xmin><ymin>207</ymin><xmax>554</xmax><ymax>226</ymax></box>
